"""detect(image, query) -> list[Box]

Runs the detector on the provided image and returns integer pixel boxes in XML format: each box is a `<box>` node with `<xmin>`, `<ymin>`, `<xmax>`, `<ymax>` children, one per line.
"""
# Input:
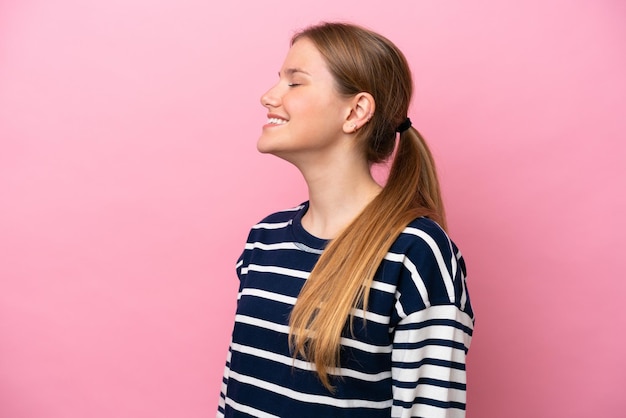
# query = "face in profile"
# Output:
<box><xmin>258</xmin><ymin>38</ymin><xmax>354</xmax><ymax>165</ymax></box>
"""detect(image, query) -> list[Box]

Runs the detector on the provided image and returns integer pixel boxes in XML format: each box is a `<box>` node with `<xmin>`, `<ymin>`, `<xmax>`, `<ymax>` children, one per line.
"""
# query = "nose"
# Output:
<box><xmin>260</xmin><ymin>83</ymin><xmax>280</xmax><ymax>109</ymax></box>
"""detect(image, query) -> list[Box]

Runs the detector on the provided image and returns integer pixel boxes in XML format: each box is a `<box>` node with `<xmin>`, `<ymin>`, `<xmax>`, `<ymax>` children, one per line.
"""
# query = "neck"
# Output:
<box><xmin>298</xmin><ymin>153</ymin><xmax>382</xmax><ymax>240</ymax></box>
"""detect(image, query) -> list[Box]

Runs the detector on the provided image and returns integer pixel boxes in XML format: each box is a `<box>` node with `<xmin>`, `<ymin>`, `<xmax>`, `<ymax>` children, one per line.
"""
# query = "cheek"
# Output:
<box><xmin>285</xmin><ymin>90</ymin><xmax>335</xmax><ymax>114</ymax></box>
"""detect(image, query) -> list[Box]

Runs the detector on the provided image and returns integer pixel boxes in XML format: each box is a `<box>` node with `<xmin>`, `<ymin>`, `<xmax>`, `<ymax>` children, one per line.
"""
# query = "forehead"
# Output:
<box><xmin>280</xmin><ymin>38</ymin><xmax>330</xmax><ymax>76</ymax></box>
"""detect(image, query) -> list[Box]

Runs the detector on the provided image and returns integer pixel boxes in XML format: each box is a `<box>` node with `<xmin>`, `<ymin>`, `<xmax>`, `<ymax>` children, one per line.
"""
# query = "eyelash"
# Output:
<box><xmin>287</xmin><ymin>83</ymin><xmax>301</xmax><ymax>87</ymax></box>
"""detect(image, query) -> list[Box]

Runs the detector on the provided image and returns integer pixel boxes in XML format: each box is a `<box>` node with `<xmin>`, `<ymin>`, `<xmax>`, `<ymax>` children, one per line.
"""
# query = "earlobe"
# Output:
<box><xmin>342</xmin><ymin>121</ymin><xmax>358</xmax><ymax>134</ymax></box>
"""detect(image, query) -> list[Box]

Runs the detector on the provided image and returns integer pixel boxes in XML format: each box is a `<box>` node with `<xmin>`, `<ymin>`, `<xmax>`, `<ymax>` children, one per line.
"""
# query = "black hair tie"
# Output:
<box><xmin>396</xmin><ymin>117</ymin><xmax>412</xmax><ymax>133</ymax></box>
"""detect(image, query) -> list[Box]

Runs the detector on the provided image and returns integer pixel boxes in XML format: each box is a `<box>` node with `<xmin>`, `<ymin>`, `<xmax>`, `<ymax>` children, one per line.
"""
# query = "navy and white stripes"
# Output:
<box><xmin>218</xmin><ymin>203</ymin><xmax>474</xmax><ymax>418</ymax></box>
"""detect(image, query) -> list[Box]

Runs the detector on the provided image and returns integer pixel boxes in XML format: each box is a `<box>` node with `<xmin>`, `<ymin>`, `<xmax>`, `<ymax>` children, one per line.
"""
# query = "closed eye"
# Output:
<box><xmin>287</xmin><ymin>83</ymin><xmax>301</xmax><ymax>87</ymax></box>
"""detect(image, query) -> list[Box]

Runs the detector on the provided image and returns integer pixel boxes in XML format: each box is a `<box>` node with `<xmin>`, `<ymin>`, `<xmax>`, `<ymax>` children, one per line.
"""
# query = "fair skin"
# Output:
<box><xmin>259</xmin><ymin>38</ymin><xmax>380</xmax><ymax>239</ymax></box>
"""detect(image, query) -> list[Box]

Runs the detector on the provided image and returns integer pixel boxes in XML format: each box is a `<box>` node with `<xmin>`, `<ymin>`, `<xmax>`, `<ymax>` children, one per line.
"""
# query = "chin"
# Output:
<box><xmin>257</xmin><ymin>135</ymin><xmax>287</xmax><ymax>155</ymax></box>
<box><xmin>256</xmin><ymin>138</ymin><xmax>274</xmax><ymax>154</ymax></box>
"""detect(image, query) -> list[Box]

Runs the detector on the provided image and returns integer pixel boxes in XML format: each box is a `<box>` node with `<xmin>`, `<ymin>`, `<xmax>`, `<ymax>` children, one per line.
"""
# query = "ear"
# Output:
<box><xmin>342</xmin><ymin>92</ymin><xmax>375</xmax><ymax>134</ymax></box>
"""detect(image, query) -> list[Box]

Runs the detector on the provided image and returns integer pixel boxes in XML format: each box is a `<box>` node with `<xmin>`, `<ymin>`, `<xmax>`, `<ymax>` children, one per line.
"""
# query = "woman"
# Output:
<box><xmin>217</xmin><ymin>22</ymin><xmax>474</xmax><ymax>418</ymax></box>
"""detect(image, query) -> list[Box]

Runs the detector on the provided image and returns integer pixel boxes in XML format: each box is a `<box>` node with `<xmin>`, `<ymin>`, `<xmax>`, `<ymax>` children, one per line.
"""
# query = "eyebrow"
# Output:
<box><xmin>279</xmin><ymin>68</ymin><xmax>311</xmax><ymax>77</ymax></box>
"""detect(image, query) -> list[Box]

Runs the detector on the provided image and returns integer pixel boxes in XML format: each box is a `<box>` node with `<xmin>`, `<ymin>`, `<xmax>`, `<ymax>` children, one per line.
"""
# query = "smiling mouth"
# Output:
<box><xmin>267</xmin><ymin>117</ymin><xmax>288</xmax><ymax>125</ymax></box>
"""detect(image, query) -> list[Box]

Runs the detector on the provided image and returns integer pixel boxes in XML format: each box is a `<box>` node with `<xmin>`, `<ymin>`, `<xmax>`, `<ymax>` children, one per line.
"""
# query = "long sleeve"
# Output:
<box><xmin>216</xmin><ymin>343</ymin><xmax>232</xmax><ymax>418</ymax></box>
<box><xmin>391</xmin><ymin>305</ymin><xmax>473</xmax><ymax>418</ymax></box>
<box><xmin>388</xmin><ymin>221</ymin><xmax>474</xmax><ymax>418</ymax></box>
<box><xmin>217</xmin><ymin>253</ymin><xmax>247</xmax><ymax>418</ymax></box>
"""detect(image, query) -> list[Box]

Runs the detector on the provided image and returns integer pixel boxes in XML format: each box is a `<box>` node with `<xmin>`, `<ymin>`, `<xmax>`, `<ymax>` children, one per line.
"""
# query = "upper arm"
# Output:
<box><xmin>388</xmin><ymin>220</ymin><xmax>474</xmax><ymax>417</ymax></box>
<box><xmin>391</xmin><ymin>305</ymin><xmax>473</xmax><ymax>418</ymax></box>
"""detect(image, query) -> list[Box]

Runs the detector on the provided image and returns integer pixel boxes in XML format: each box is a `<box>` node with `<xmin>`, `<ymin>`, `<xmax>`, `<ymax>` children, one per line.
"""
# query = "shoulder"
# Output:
<box><xmin>250</xmin><ymin>202</ymin><xmax>306</xmax><ymax>229</ymax></box>
<box><xmin>383</xmin><ymin>217</ymin><xmax>470</xmax><ymax>314</ymax></box>
<box><xmin>240</xmin><ymin>202</ymin><xmax>308</xmax><ymax>248</ymax></box>
<box><xmin>236</xmin><ymin>202</ymin><xmax>308</xmax><ymax>276</ymax></box>
<box><xmin>391</xmin><ymin>217</ymin><xmax>456</xmax><ymax>259</ymax></box>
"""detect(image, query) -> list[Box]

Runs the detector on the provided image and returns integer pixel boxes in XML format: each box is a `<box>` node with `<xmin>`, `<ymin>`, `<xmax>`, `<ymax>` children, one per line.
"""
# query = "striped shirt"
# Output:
<box><xmin>217</xmin><ymin>203</ymin><xmax>474</xmax><ymax>418</ymax></box>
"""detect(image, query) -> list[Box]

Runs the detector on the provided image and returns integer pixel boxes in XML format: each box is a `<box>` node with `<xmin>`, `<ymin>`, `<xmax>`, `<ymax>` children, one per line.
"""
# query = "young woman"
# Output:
<box><xmin>217</xmin><ymin>22</ymin><xmax>474</xmax><ymax>418</ymax></box>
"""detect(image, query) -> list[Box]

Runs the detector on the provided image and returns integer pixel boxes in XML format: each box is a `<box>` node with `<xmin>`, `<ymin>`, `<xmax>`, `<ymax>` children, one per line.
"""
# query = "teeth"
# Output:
<box><xmin>267</xmin><ymin>117</ymin><xmax>287</xmax><ymax>125</ymax></box>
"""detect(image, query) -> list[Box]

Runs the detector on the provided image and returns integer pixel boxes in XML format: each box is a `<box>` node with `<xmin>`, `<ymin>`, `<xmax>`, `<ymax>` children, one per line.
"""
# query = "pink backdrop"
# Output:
<box><xmin>1</xmin><ymin>1</ymin><xmax>624</xmax><ymax>417</ymax></box>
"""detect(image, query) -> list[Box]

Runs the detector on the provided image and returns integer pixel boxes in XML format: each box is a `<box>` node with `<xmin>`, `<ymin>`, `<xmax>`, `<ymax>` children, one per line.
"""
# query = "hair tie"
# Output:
<box><xmin>396</xmin><ymin>117</ymin><xmax>412</xmax><ymax>133</ymax></box>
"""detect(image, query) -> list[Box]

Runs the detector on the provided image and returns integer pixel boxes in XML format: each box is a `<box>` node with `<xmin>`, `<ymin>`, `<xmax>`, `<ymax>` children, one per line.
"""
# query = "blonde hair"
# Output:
<box><xmin>288</xmin><ymin>22</ymin><xmax>446</xmax><ymax>390</ymax></box>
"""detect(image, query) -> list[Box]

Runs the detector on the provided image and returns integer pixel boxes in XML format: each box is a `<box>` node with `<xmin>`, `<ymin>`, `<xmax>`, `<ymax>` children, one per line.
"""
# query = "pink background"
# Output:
<box><xmin>1</xmin><ymin>1</ymin><xmax>624</xmax><ymax>417</ymax></box>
